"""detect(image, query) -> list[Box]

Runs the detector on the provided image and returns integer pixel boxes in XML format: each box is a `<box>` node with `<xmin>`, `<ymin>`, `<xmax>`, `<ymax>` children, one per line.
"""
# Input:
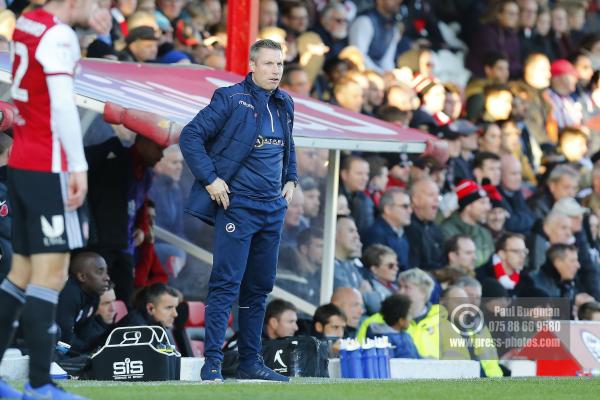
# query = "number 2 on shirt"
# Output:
<box><xmin>10</xmin><ymin>41</ymin><xmax>29</xmax><ymax>103</ymax></box>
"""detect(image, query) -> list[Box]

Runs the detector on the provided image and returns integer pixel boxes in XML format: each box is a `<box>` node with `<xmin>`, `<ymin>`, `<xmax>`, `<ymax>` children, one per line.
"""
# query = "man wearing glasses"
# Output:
<box><xmin>476</xmin><ymin>232</ymin><xmax>531</xmax><ymax>297</ymax></box>
<box><xmin>364</xmin><ymin>188</ymin><xmax>412</xmax><ymax>271</ymax></box>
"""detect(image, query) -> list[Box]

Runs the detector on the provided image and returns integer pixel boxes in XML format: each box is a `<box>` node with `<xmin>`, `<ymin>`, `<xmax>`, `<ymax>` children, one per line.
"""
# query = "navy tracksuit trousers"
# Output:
<box><xmin>203</xmin><ymin>195</ymin><xmax>287</xmax><ymax>366</ymax></box>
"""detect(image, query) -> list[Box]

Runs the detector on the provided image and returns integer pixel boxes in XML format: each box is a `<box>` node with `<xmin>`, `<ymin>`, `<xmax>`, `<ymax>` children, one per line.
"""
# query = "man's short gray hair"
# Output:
<box><xmin>454</xmin><ymin>276</ymin><xmax>481</xmax><ymax>290</ymax></box>
<box><xmin>250</xmin><ymin>39</ymin><xmax>282</xmax><ymax>62</ymax></box>
<box><xmin>379</xmin><ymin>187</ymin><xmax>408</xmax><ymax>213</ymax></box>
<box><xmin>321</xmin><ymin>3</ymin><xmax>347</xmax><ymax>21</ymax></box>
<box><xmin>547</xmin><ymin>164</ymin><xmax>579</xmax><ymax>184</ymax></box>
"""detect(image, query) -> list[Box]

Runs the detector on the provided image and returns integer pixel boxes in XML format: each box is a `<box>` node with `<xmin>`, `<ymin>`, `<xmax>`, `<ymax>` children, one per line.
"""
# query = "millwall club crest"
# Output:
<box><xmin>255</xmin><ymin>135</ymin><xmax>265</xmax><ymax>148</ymax></box>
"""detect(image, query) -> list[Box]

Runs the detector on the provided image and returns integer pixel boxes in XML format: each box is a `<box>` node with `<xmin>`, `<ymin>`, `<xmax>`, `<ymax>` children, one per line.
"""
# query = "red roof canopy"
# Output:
<box><xmin>0</xmin><ymin>52</ymin><xmax>435</xmax><ymax>153</ymax></box>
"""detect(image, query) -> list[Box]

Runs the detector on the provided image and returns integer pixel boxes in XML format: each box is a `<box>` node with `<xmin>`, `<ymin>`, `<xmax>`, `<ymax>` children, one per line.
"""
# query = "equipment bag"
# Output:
<box><xmin>261</xmin><ymin>335</ymin><xmax>329</xmax><ymax>377</ymax></box>
<box><xmin>87</xmin><ymin>326</ymin><xmax>180</xmax><ymax>381</ymax></box>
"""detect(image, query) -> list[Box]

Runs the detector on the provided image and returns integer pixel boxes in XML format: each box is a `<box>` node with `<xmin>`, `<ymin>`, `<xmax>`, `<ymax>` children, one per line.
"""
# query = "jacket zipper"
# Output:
<box><xmin>266</xmin><ymin>102</ymin><xmax>275</xmax><ymax>133</ymax></box>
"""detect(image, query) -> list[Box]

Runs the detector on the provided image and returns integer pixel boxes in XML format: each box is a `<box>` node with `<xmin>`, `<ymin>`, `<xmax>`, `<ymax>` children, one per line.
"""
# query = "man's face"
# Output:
<box><xmin>118</xmin><ymin>0</ymin><xmax>137</xmax><ymax>16</ymax></box>
<box><xmin>485</xmin><ymin>91</ymin><xmax>513</xmax><ymax>121</ymax></box>
<box><xmin>282</xmin><ymin>69</ymin><xmax>311</xmax><ymax>96</ymax></box>
<box><xmin>552</xmin><ymin>7</ymin><xmax>568</xmax><ymax>33</ymax></box>
<box><xmin>575</xmin><ymin>56</ymin><xmax>594</xmax><ymax>84</ymax></box>
<box><xmin>519</xmin><ymin>0</ymin><xmax>538</xmax><ymax>28</ymax></box>
<box><xmin>570</xmin><ymin>214</ymin><xmax>584</xmax><ymax>233</ymax></box>
<box><xmin>486</xmin><ymin>60</ymin><xmax>510</xmax><ymax>83</ymax></box>
<box><xmin>156</xmin><ymin>0</ymin><xmax>185</xmax><ymax>21</ymax></box>
<box><xmin>81</xmin><ymin>258</ymin><xmax>110</xmax><ymax>295</ymax></box>
<box><xmin>323</xmin><ymin>315</ymin><xmax>346</xmax><ymax>337</ymax></box>
<box><xmin>305</xmin><ymin>237</ymin><xmax>324</xmax><ymax>265</ymax></box>
<box><xmin>487</xmin><ymin>207</ymin><xmax>508</xmax><ymax>232</ymax></box>
<box><xmin>546</xmin><ymin>216</ymin><xmax>573</xmax><ymax>244</ymax></box>
<box><xmin>498</xmin><ymin>2</ymin><xmax>519</xmax><ymax>29</ymax></box>
<box><xmin>250</xmin><ymin>48</ymin><xmax>284</xmax><ymax>91</ymax></box>
<box><xmin>444</xmin><ymin>90</ymin><xmax>462</xmax><ymax>120</ymax></box>
<box><xmin>465</xmin><ymin>196</ymin><xmax>491</xmax><ymax>224</ymax></box>
<box><xmin>303</xmin><ymin>188</ymin><xmax>320</xmax><ymax>218</ymax></box>
<box><xmin>323</xmin><ymin>9</ymin><xmax>349</xmax><ymax>39</ymax></box>
<box><xmin>148</xmin><ymin>294</ymin><xmax>179</xmax><ymax>328</ymax></box>
<box><xmin>272</xmin><ymin>310</ymin><xmax>298</xmax><ymax>338</ymax></box>
<box><xmin>259</xmin><ymin>0</ymin><xmax>279</xmax><ymax>28</ymax></box>
<box><xmin>552</xmin><ymin>74</ymin><xmax>577</xmax><ymax>95</ymax></box>
<box><xmin>554</xmin><ymin>250</ymin><xmax>580</xmax><ymax>281</ymax></box>
<box><xmin>156</xmin><ymin>149</ymin><xmax>184</xmax><ymax>182</ymax></box>
<box><xmin>479</xmin><ymin>159</ymin><xmax>502</xmax><ymax>186</ymax></box>
<box><xmin>549</xmin><ymin>175</ymin><xmax>578</xmax><ymax>201</ymax></box>
<box><xmin>501</xmin><ymin>156</ymin><xmax>522</xmax><ymax>191</ymax></box>
<box><xmin>283</xmin><ymin>5</ymin><xmax>309</xmax><ymax>33</ymax></box>
<box><xmin>450</xmin><ymin>238</ymin><xmax>477</xmax><ymax>273</ymax></box>
<box><xmin>336</xmin><ymin>82</ymin><xmax>364</xmax><ymax>113</ymax></box>
<box><xmin>463</xmin><ymin>285</ymin><xmax>482</xmax><ymax>308</ymax></box>
<box><xmin>422</xmin><ymin>84</ymin><xmax>446</xmax><ymax>114</ymax></box>
<box><xmin>411</xmin><ymin>180</ymin><xmax>440</xmax><ymax>221</ymax></box>
<box><xmin>130</xmin><ymin>39</ymin><xmax>158</xmax><ymax>62</ymax></box>
<box><xmin>460</xmin><ymin>134</ymin><xmax>479</xmax><ymax>152</ymax></box>
<box><xmin>285</xmin><ymin>188</ymin><xmax>304</xmax><ymax>227</ymax></box>
<box><xmin>562</xmin><ymin>135</ymin><xmax>588</xmax><ymax>162</ymax></box>
<box><xmin>336</xmin><ymin>218</ymin><xmax>362</xmax><ymax>258</ymax></box>
<box><xmin>387</xmin><ymin>86</ymin><xmax>420</xmax><ymax>111</ymax></box>
<box><xmin>371</xmin><ymin>253</ymin><xmax>399</xmax><ymax>284</ymax></box>
<box><xmin>96</xmin><ymin>289</ymin><xmax>117</xmax><ymax>325</ymax></box>
<box><xmin>386</xmin><ymin>192</ymin><xmax>412</xmax><ymax>227</ymax></box>
<box><xmin>335</xmin><ymin>292</ymin><xmax>363</xmax><ymax>328</ymax></box>
<box><xmin>377</xmin><ymin>0</ymin><xmax>402</xmax><ymax>15</ymax></box>
<box><xmin>525</xmin><ymin>56</ymin><xmax>551</xmax><ymax>89</ymax></box>
<box><xmin>499</xmin><ymin>237</ymin><xmax>528</xmax><ymax>273</ymax></box>
<box><xmin>480</xmin><ymin>124</ymin><xmax>502</xmax><ymax>154</ymax></box>
<box><xmin>341</xmin><ymin>159</ymin><xmax>369</xmax><ymax>192</ymax></box>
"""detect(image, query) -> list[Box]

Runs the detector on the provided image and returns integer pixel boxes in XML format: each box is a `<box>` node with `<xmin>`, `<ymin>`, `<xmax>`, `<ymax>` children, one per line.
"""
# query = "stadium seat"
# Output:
<box><xmin>185</xmin><ymin>301</ymin><xmax>206</xmax><ymax>327</ymax></box>
<box><xmin>114</xmin><ymin>300</ymin><xmax>128</xmax><ymax>323</ymax></box>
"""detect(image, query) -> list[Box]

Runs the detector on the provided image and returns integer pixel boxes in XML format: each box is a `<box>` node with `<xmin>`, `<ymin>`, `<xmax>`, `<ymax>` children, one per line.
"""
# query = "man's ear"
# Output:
<box><xmin>268</xmin><ymin>316</ymin><xmax>278</xmax><ymax>329</ymax></box>
<box><xmin>249</xmin><ymin>60</ymin><xmax>255</xmax><ymax>72</ymax></box>
<box><xmin>315</xmin><ymin>321</ymin><xmax>324</xmax><ymax>333</ymax></box>
<box><xmin>146</xmin><ymin>303</ymin><xmax>154</xmax><ymax>315</ymax></box>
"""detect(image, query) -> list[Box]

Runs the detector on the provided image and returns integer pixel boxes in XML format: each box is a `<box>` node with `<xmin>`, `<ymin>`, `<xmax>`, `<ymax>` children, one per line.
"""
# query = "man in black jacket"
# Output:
<box><xmin>56</xmin><ymin>252</ymin><xmax>110</xmax><ymax>355</ymax></box>
<box><xmin>85</xmin><ymin>133</ymin><xmax>163</xmax><ymax>304</ymax></box>
<box><xmin>530</xmin><ymin>244</ymin><xmax>594</xmax><ymax>318</ymax></box>
<box><xmin>339</xmin><ymin>155</ymin><xmax>375</xmax><ymax>238</ymax></box>
<box><xmin>405</xmin><ymin>178</ymin><xmax>445</xmax><ymax>270</ymax></box>
<box><xmin>498</xmin><ymin>154</ymin><xmax>536</xmax><ymax>235</ymax></box>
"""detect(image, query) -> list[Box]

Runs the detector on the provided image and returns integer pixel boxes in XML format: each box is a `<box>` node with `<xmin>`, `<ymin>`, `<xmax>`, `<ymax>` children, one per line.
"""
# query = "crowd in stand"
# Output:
<box><xmin>4</xmin><ymin>0</ymin><xmax>600</xmax><ymax>378</ymax></box>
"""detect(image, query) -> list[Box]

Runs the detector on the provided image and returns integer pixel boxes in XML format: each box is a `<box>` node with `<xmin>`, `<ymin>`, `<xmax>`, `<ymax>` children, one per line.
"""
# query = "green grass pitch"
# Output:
<box><xmin>11</xmin><ymin>377</ymin><xmax>600</xmax><ymax>400</ymax></box>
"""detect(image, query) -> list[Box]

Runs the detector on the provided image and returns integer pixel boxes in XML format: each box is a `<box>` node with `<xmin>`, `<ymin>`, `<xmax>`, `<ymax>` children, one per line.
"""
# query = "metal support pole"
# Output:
<box><xmin>320</xmin><ymin>149</ymin><xmax>340</xmax><ymax>304</ymax></box>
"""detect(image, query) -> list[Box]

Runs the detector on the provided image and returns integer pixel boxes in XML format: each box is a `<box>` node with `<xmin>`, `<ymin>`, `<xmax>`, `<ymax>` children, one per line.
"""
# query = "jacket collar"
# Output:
<box><xmin>244</xmin><ymin>73</ymin><xmax>285</xmax><ymax>100</ymax></box>
<box><xmin>541</xmin><ymin>259</ymin><xmax>573</xmax><ymax>284</ymax></box>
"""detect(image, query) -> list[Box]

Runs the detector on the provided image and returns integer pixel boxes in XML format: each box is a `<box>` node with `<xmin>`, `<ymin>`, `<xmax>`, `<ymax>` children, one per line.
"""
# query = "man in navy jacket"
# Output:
<box><xmin>179</xmin><ymin>39</ymin><xmax>297</xmax><ymax>382</ymax></box>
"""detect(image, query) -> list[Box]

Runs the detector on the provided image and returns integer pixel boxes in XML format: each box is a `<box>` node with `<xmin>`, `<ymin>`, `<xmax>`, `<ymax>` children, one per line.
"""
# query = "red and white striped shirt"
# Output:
<box><xmin>9</xmin><ymin>8</ymin><xmax>87</xmax><ymax>173</ymax></box>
